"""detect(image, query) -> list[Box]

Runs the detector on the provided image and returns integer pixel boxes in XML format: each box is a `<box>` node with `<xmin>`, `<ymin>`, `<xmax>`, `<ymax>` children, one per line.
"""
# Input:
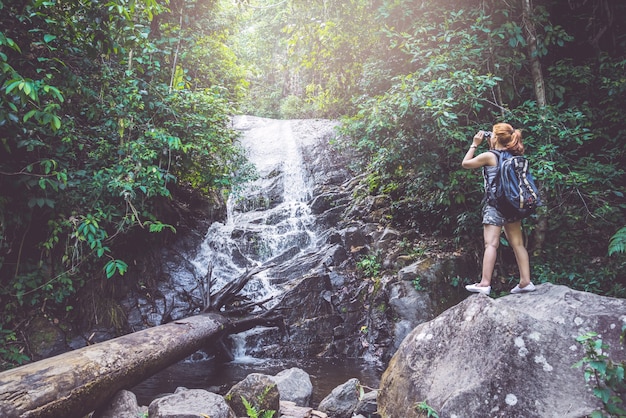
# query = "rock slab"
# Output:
<box><xmin>377</xmin><ymin>283</ymin><xmax>626</xmax><ymax>418</ymax></box>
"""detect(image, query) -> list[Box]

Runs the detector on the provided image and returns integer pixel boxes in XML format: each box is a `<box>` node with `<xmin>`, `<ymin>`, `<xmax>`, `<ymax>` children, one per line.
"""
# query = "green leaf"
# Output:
<box><xmin>23</xmin><ymin>109</ymin><xmax>38</xmax><ymax>122</ymax></box>
<box><xmin>22</xmin><ymin>81</ymin><xmax>32</xmax><ymax>96</ymax></box>
<box><xmin>609</xmin><ymin>227</ymin><xmax>626</xmax><ymax>256</ymax></box>
<box><xmin>104</xmin><ymin>261</ymin><xmax>116</xmax><ymax>278</ymax></box>
<box><xmin>593</xmin><ymin>387</ymin><xmax>611</xmax><ymax>403</ymax></box>
<box><xmin>589</xmin><ymin>361</ymin><xmax>607</xmax><ymax>374</ymax></box>
<box><xmin>51</xmin><ymin>115</ymin><xmax>61</xmax><ymax>130</ymax></box>
<box><xmin>5</xmin><ymin>80</ymin><xmax>22</xmax><ymax>94</ymax></box>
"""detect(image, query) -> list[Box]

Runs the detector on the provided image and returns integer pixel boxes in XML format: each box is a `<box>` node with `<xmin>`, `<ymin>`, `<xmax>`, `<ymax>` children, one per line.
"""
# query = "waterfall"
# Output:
<box><xmin>191</xmin><ymin>116</ymin><xmax>318</xmax><ymax>317</ymax></box>
<box><xmin>131</xmin><ymin>117</ymin><xmax>385</xmax><ymax>404</ymax></box>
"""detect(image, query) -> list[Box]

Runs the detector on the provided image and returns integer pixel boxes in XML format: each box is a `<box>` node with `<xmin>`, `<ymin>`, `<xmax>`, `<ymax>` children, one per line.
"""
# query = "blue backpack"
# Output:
<box><xmin>487</xmin><ymin>150</ymin><xmax>541</xmax><ymax>219</ymax></box>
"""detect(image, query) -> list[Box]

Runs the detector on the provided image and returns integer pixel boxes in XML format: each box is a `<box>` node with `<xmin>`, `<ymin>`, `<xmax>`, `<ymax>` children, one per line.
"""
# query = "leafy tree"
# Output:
<box><xmin>231</xmin><ymin>0</ymin><xmax>382</xmax><ymax>118</ymax></box>
<box><xmin>339</xmin><ymin>0</ymin><xmax>626</xmax><ymax>295</ymax></box>
<box><xmin>0</xmin><ymin>0</ymin><xmax>248</xmax><ymax>369</ymax></box>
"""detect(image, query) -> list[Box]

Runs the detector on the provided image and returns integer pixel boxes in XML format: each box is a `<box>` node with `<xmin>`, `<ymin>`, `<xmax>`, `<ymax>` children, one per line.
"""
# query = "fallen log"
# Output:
<box><xmin>0</xmin><ymin>313</ymin><xmax>230</xmax><ymax>418</ymax></box>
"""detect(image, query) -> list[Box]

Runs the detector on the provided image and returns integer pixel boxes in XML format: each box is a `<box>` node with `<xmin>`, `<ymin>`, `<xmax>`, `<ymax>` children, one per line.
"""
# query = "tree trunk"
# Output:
<box><xmin>522</xmin><ymin>0</ymin><xmax>548</xmax><ymax>254</ymax></box>
<box><xmin>522</xmin><ymin>0</ymin><xmax>546</xmax><ymax>107</ymax></box>
<box><xmin>0</xmin><ymin>313</ymin><xmax>230</xmax><ymax>418</ymax></box>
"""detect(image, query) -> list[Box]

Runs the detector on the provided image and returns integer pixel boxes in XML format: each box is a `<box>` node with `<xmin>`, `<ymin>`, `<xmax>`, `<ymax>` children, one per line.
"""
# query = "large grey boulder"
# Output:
<box><xmin>318</xmin><ymin>377</ymin><xmax>361</xmax><ymax>418</ymax></box>
<box><xmin>93</xmin><ymin>390</ymin><xmax>146</xmax><ymax>418</ymax></box>
<box><xmin>378</xmin><ymin>283</ymin><xmax>626</xmax><ymax>418</ymax></box>
<box><xmin>270</xmin><ymin>367</ymin><xmax>313</xmax><ymax>406</ymax></box>
<box><xmin>225</xmin><ymin>373</ymin><xmax>280</xmax><ymax>418</ymax></box>
<box><xmin>148</xmin><ymin>387</ymin><xmax>236</xmax><ymax>418</ymax></box>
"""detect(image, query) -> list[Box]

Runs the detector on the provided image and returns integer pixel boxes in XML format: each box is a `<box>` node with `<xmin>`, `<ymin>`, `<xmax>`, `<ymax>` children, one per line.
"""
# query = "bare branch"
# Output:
<box><xmin>208</xmin><ymin>263</ymin><xmax>275</xmax><ymax>311</ymax></box>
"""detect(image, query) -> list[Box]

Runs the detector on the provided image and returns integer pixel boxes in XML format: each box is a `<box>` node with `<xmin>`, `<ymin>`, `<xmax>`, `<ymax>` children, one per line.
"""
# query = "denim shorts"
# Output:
<box><xmin>482</xmin><ymin>204</ymin><xmax>520</xmax><ymax>226</ymax></box>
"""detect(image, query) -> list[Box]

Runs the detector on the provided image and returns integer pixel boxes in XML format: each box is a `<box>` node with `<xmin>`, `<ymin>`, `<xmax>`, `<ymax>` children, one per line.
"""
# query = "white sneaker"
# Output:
<box><xmin>465</xmin><ymin>283</ymin><xmax>491</xmax><ymax>295</ymax></box>
<box><xmin>511</xmin><ymin>282</ymin><xmax>536</xmax><ymax>294</ymax></box>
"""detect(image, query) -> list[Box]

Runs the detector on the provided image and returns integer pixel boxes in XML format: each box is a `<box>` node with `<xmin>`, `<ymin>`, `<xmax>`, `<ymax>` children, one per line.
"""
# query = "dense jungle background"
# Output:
<box><xmin>1</xmin><ymin>0</ymin><xmax>625</xmax><ymax>370</ymax></box>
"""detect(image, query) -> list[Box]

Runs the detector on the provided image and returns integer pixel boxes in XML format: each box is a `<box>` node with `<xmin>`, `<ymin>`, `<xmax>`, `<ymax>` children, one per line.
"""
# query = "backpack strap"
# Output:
<box><xmin>483</xmin><ymin>150</ymin><xmax>501</xmax><ymax>203</ymax></box>
<box><xmin>488</xmin><ymin>149</ymin><xmax>501</xmax><ymax>161</ymax></box>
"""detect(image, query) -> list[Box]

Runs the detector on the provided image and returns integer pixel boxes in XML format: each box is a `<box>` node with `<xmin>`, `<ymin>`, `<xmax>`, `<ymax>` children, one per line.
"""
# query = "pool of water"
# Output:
<box><xmin>132</xmin><ymin>356</ymin><xmax>383</xmax><ymax>408</ymax></box>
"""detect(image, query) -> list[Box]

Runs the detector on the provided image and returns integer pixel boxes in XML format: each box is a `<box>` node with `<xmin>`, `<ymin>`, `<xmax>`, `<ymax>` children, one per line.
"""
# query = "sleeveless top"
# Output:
<box><xmin>482</xmin><ymin>164</ymin><xmax>498</xmax><ymax>203</ymax></box>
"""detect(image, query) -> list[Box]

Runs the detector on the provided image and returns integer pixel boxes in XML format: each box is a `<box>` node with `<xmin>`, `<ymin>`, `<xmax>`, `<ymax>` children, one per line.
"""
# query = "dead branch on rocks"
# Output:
<box><xmin>203</xmin><ymin>263</ymin><xmax>276</xmax><ymax>313</ymax></box>
<box><xmin>199</xmin><ymin>263</ymin><xmax>287</xmax><ymax>363</ymax></box>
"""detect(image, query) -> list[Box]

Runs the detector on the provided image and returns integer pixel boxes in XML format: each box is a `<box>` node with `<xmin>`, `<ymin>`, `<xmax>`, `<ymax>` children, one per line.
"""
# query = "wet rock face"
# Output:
<box><xmin>377</xmin><ymin>283</ymin><xmax>626</xmax><ymax>418</ymax></box>
<box><xmin>118</xmin><ymin>116</ymin><xmax>476</xmax><ymax>364</ymax></box>
<box><xmin>25</xmin><ymin>316</ymin><xmax>69</xmax><ymax>360</ymax></box>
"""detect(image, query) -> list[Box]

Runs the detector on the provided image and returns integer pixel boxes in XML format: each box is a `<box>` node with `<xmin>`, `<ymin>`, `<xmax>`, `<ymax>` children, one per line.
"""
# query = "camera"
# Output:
<box><xmin>483</xmin><ymin>131</ymin><xmax>492</xmax><ymax>139</ymax></box>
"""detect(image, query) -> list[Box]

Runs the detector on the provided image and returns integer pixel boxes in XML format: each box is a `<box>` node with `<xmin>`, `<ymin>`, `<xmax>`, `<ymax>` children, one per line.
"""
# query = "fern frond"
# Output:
<box><xmin>609</xmin><ymin>226</ymin><xmax>626</xmax><ymax>256</ymax></box>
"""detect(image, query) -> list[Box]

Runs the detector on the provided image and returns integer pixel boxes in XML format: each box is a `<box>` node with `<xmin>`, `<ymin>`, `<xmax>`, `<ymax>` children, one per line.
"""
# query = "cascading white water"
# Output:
<box><xmin>191</xmin><ymin>116</ymin><xmax>318</xmax><ymax>315</ymax></box>
<box><xmin>131</xmin><ymin>117</ymin><xmax>384</xmax><ymax>404</ymax></box>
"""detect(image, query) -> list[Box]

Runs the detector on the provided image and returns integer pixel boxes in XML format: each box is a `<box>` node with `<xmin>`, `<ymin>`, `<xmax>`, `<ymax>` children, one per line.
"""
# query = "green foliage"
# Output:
<box><xmin>241</xmin><ymin>396</ymin><xmax>275</xmax><ymax>418</ymax></box>
<box><xmin>187</xmin><ymin>34</ymin><xmax>248</xmax><ymax>103</ymax></box>
<box><xmin>0</xmin><ymin>328</ymin><xmax>29</xmax><ymax>371</ymax></box>
<box><xmin>416</xmin><ymin>400</ymin><xmax>440</xmax><ymax>418</ymax></box>
<box><xmin>356</xmin><ymin>253</ymin><xmax>382</xmax><ymax>278</ymax></box>
<box><xmin>574</xmin><ymin>331</ymin><xmax>626</xmax><ymax>417</ymax></box>
<box><xmin>0</xmin><ymin>0</ymin><xmax>248</xmax><ymax>368</ymax></box>
<box><xmin>339</xmin><ymin>0</ymin><xmax>626</xmax><ymax>295</ymax></box>
<box><xmin>279</xmin><ymin>95</ymin><xmax>316</xmax><ymax>119</ymax></box>
<box><xmin>231</xmin><ymin>0</ymin><xmax>381</xmax><ymax>118</ymax></box>
<box><xmin>450</xmin><ymin>276</ymin><xmax>463</xmax><ymax>288</ymax></box>
<box><xmin>339</xmin><ymin>4</ymin><xmax>506</xmax><ymax>231</ymax></box>
<box><xmin>609</xmin><ymin>227</ymin><xmax>626</xmax><ymax>256</ymax></box>
<box><xmin>532</xmin><ymin>258</ymin><xmax>626</xmax><ymax>297</ymax></box>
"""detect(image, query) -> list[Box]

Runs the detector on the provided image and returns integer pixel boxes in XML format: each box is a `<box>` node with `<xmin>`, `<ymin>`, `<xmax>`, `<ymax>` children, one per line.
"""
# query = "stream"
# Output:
<box><xmin>132</xmin><ymin>116</ymin><xmax>383</xmax><ymax>406</ymax></box>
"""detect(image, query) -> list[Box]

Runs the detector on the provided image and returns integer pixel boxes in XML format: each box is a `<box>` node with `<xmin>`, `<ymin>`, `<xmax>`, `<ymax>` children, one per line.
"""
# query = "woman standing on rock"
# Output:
<box><xmin>461</xmin><ymin>123</ymin><xmax>536</xmax><ymax>296</ymax></box>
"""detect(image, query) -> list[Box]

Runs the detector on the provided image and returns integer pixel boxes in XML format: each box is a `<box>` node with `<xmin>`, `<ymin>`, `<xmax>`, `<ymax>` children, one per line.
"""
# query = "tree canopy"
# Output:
<box><xmin>232</xmin><ymin>0</ymin><xmax>625</xmax><ymax>293</ymax></box>
<box><xmin>331</xmin><ymin>0</ymin><xmax>626</xmax><ymax>299</ymax></box>
<box><xmin>0</xmin><ymin>0</ymin><xmax>249</xmax><ymax>367</ymax></box>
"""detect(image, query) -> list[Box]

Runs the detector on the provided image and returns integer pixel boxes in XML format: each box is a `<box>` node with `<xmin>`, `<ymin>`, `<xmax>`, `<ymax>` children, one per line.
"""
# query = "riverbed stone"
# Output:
<box><xmin>270</xmin><ymin>367</ymin><xmax>313</xmax><ymax>406</ymax></box>
<box><xmin>354</xmin><ymin>389</ymin><xmax>379</xmax><ymax>417</ymax></box>
<box><xmin>148</xmin><ymin>387</ymin><xmax>236</xmax><ymax>418</ymax></box>
<box><xmin>377</xmin><ymin>283</ymin><xmax>626</xmax><ymax>418</ymax></box>
<box><xmin>317</xmin><ymin>378</ymin><xmax>361</xmax><ymax>418</ymax></box>
<box><xmin>93</xmin><ymin>389</ymin><xmax>146</xmax><ymax>418</ymax></box>
<box><xmin>225</xmin><ymin>373</ymin><xmax>280</xmax><ymax>417</ymax></box>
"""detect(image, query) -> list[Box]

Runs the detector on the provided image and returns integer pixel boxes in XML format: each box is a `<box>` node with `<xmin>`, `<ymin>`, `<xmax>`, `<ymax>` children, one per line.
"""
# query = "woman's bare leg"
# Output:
<box><xmin>480</xmin><ymin>224</ymin><xmax>502</xmax><ymax>287</ymax></box>
<box><xmin>503</xmin><ymin>221</ymin><xmax>531</xmax><ymax>287</ymax></box>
